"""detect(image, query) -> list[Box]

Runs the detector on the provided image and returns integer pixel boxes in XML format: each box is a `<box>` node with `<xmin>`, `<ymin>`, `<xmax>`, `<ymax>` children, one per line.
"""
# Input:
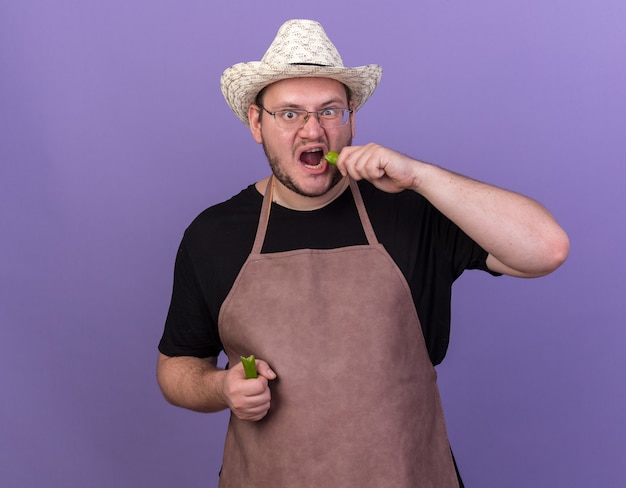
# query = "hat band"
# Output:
<box><xmin>290</xmin><ymin>62</ymin><xmax>328</xmax><ymax>67</ymax></box>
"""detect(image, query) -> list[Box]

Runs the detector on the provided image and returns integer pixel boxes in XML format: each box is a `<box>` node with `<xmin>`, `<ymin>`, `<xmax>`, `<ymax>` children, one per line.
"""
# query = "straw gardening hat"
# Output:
<box><xmin>220</xmin><ymin>19</ymin><xmax>383</xmax><ymax>126</ymax></box>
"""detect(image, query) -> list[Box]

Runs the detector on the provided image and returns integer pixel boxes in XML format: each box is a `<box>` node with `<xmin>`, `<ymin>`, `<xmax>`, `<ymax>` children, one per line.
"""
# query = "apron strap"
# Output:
<box><xmin>251</xmin><ymin>176</ymin><xmax>274</xmax><ymax>255</ymax></box>
<box><xmin>251</xmin><ymin>175</ymin><xmax>380</xmax><ymax>255</ymax></box>
<box><xmin>349</xmin><ymin>177</ymin><xmax>380</xmax><ymax>246</ymax></box>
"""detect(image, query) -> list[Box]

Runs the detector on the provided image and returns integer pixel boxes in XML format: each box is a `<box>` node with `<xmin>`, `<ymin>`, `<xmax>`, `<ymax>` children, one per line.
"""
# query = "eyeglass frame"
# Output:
<box><xmin>257</xmin><ymin>104</ymin><xmax>353</xmax><ymax>129</ymax></box>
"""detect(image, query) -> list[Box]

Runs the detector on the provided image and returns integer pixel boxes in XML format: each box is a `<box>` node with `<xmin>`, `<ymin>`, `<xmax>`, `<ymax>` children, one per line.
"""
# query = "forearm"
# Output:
<box><xmin>338</xmin><ymin>143</ymin><xmax>569</xmax><ymax>276</ymax></box>
<box><xmin>414</xmin><ymin>163</ymin><xmax>569</xmax><ymax>277</ymax></box>
<box><xmin>156</xmin><ymin>353</ymin><xmax>228</xmax><ymax>413</ymax></box>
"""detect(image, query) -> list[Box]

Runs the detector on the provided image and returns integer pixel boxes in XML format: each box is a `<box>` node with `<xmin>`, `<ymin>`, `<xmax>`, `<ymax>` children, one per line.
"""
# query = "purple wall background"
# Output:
<box><xmin>1</xmin><ymin>1</ymin><xmax>624</xmax><ymax>486</ymax></box>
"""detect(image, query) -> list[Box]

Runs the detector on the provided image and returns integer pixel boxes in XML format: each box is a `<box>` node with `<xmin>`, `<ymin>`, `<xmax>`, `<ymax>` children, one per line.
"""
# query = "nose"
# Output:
<box><xmin>298</xmin><ymin>112</ymin><xmax>325</xmax><ymax>137</ymax></box>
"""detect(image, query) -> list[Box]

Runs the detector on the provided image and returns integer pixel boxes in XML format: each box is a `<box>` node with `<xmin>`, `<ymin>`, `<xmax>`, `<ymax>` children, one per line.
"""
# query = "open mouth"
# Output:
<box><xmin>299</xmin><ymin>148</ymin><xmax>325</xmax><ymax>169</ymax></box>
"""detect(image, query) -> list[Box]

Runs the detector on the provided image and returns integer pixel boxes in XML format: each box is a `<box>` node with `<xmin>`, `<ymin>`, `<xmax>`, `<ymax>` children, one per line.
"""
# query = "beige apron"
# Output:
<box><xmin>218</xmin><ymin>177</ymin><xmax>459</xmax><ymax>487</ymax></box>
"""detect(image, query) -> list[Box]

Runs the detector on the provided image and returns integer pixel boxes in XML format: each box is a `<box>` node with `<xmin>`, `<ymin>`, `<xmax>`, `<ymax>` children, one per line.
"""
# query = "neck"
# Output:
<box><xmin>255</xmin><ymin>176</ymin><xmax>349</xmax><ymax>211</ymax></box>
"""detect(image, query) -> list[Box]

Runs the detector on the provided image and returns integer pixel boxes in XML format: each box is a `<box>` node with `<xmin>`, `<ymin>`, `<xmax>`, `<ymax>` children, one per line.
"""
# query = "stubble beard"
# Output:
<box><xmin>262</xmin><ymin>138</ymin><xmax>350</xmax><ymax>198</ymax></box>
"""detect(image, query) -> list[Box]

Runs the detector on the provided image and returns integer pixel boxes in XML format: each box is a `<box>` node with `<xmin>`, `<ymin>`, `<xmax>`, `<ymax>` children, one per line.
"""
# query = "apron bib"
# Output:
<box><xmin>218</xmin><ymin>177</ymin><xmax>459</xmax><ymax>487</ymax></box>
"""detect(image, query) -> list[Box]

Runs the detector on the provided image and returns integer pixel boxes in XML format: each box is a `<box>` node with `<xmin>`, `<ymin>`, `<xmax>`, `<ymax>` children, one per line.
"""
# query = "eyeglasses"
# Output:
<box><xmin>259</xmin><ymin>105</ymin><xmax>353</xmax><ymax>129</ymax></box>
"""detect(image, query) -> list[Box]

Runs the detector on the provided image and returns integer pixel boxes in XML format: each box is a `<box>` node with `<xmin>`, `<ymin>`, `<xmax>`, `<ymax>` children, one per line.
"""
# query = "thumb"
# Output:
<box><xmin>256</xmin><ymin>359</ymin><xmax>277</xmax><ymax>380</ymax></box>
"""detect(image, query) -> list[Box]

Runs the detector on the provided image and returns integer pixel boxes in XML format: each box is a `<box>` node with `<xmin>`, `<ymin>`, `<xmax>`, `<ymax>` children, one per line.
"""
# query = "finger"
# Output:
<box><xmin>333</xmin><ymin>145</ymin><xmax>359</xmax><ymax>176</ymax></box>
<box><xmin>345</xmin><ymin>151</ymin><xmax>383</xmax><ymax>181</ymax></box>
<box><xmin>255</xmin><ymin>360</ymin><xmax>277</xmax><ymax>380</ymax></box>
<box><xmin>239</xmin><ymin>405</ymin><xmax>270</xmax><ymax>421</ymax></box>
<box><xmin>240</xmin><ymin>375</ymin><xmax>269</xmax><ymax>397</ymax></box>
<box><xmin>340</xmin><ymin>149</ymin><xmax>366</xmax><ymax>180</ymax></box>
<box><xmin>228</xmin><ymin>382</ymin><xmax>270</xmax><ymax>409</ymax></box>
<box><xmin>236</xmin><ymin>391</ymin><xmax>272</xmax><ymax>421</ymax></box>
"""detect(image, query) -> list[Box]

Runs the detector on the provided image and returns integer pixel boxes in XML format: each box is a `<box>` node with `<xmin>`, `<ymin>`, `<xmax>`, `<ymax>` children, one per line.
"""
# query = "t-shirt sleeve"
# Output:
<box><xmin>158</xmin><ymin>239</ymin><xmax>223</xmax><ymax>358</ymax></box>
<box><xmin>434</xmin><ymin>209</ymin><xmax>501</xmax><ymax>278</ymax></box>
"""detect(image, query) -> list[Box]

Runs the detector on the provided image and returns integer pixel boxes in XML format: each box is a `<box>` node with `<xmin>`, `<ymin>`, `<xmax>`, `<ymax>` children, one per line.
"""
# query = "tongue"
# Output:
<box><xmin>300</xmin><ymin>151</ymin><xmax>322</xmax><ymax>166</ymax></box>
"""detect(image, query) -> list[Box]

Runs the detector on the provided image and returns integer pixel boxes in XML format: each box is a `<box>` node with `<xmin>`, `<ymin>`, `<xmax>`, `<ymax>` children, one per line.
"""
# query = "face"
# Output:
<box><xmin>248</xmin><ymin>77</ymin><xmax>355</xmax><ymax>200</ymax></box>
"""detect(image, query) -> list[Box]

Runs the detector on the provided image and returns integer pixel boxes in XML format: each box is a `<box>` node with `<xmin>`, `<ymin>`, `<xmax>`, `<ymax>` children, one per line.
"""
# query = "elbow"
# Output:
<box><xmin>489</xmin><ymin>228</ymin><xmax>570</xmax><ymax>278</ymax></box>
<box><xmin>536</xmin><ymin>229</ymin><xmax>570</xmax><ymax>276</ymax></box>
<box><xmin>156</xmin><ymin>373</ymin><xmax>176</xmax><ymax>406</ymax></box>
<box><xmin>553</xmin><ymin>233</ymin><xmax>570</xmax><ymax>269</ymax></box>
<box><xmin>158</xmin><ymin>387</ymin><xmax>177</xmax><ymax>407</ymax></box>
<box><xmin>156</xmin><ymin>370</ymin><xmax>174</xmax><ymax>406</ymax></box>
<box><xmin>156</xmin><ymin>354</ymin><xmax>181</xmax><ymax>407</ymax></box>
<box><xmin>549</xmin><ymin>228</ymin><xmax>570</xmax><ymax>269</ymax></box>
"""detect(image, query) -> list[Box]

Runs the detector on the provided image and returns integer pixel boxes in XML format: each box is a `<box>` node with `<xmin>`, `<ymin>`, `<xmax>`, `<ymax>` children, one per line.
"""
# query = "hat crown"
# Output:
<box><xmin>220</xmin><ymin>19</ymin><xmax>381</xmax><ymax>126</ymax></box>
<box><xmin>261</xmin><ymin>19</ymin><xmax>345</xmax><ymax>68</ymax></box>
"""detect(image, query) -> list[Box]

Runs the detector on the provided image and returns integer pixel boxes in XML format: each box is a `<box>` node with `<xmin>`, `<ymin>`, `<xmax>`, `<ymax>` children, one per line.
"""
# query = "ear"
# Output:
<box><xmin>248</xmin><ymin>104</ymin><xmax>263</xmax><ymax>144</ymax></box>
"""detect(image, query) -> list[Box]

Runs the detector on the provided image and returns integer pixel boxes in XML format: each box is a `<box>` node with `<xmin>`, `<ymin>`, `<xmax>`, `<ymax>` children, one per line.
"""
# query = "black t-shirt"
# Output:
<box><xmin>159</xmin><ymin>179</ymin><xmax>497</xmax><ymax>366</ymax></box>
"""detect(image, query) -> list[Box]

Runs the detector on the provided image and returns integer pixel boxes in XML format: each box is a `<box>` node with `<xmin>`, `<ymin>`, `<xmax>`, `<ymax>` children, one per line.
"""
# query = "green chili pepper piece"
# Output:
<box><xmin>240</xmin><ymin>354</ymin><xmax>258</xmax><ymax>379</ymax></box>
<box><xmin>324</xmin><ymin>151</ymin><xmax>339</xmax><ymax>165</ymax></box>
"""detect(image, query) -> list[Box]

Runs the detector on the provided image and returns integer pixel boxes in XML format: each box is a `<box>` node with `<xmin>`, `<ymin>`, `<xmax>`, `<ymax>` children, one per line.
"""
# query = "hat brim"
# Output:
<box><xmin>221</xmin><ymin>62</ymin><xmax>382</xmax><ymax>126</ymax></box>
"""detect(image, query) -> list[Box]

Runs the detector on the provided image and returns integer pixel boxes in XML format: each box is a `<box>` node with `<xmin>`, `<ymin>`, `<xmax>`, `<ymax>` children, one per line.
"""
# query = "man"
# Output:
<box><xmin>157</xmin><ymin>19</ymin><xmax>569</xmax><ymax>487</ymax></box>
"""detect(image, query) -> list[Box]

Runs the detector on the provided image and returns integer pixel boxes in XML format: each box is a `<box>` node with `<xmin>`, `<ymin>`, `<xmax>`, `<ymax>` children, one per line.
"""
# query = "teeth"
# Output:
<box><xmin>303</xmin><ymin>162</ymin><xmax>323</xmax><ymax>168</ymax></box>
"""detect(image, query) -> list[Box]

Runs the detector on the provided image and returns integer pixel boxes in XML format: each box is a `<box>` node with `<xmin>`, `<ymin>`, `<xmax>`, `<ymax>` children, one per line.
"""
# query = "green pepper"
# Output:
<box><xmin>324</xmin><ymin>151</ymin><xmax>339</xmax><ymax>165</ymax></box>
<box><xmin>240</xmin><ymin>354</ymin><xmax>258</xmax><ymax>379</ymax></box>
